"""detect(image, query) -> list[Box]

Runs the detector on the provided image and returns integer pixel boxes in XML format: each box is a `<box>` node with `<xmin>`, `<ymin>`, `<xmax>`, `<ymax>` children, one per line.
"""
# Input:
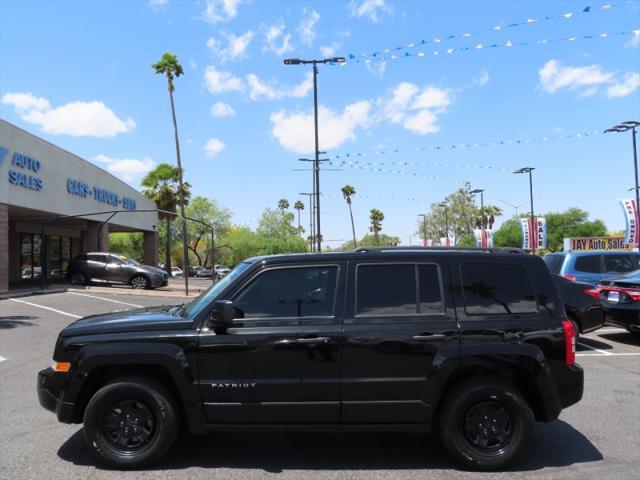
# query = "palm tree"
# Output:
<box><xmin>152</xmin><ymin>52</ymin><xmax>190</xmax><ymax>277</ymax></box>
<box><xmin>278</xmin><ymin>199</ymin><xmax>290</xmax><ymax>210</ymax></box>
<box><xmin>341</xmin><ymin>185</ymin><xmax>357</xmax><ymax>248</ymax></box>
<box><xmin>369</xmin><ymin>209</ymin><xmax>384</xmax><ymax>245</ymax></box>
<box><xmin>294</xmin><ymin>200</ymin><xmax>304</xmax><ymax>234</ymax></box>
<box><xmin>141</xmin><ymin>163</ymin><xmax>191</xmax><ymax>274</ymax></box>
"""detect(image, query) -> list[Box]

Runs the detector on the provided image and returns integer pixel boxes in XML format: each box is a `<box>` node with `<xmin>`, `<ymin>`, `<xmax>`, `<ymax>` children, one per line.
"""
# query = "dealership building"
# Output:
<box><xmin>0</xmin><ymin>119</ymin><xmax>159</xmax><ymax>293</ymax></box>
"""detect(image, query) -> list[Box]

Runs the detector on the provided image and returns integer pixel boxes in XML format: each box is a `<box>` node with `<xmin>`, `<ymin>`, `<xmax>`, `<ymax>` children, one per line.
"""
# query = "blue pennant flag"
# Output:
<box><xmin>583</xmin><ymin>6</ymin><xmax>591</xmax><ymax>13</ymax></box>
<box><xmin>348</xmin><ymin>54</ymin><xmax>356</xmax><ymax>59</ymax></box>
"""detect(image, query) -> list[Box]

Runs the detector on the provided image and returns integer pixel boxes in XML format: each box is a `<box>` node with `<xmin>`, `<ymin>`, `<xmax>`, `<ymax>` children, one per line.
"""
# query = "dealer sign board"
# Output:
<box><xmin>563</xmin><ymin>237</ymin><xmax>631</xmax><ymax>252</ymax></box>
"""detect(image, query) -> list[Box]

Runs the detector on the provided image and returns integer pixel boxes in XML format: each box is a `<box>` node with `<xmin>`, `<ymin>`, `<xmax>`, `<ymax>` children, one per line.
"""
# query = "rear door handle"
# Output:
<box><xmin>296</xmin><ymin>336</ymin><xmax>330</xmax><ymax>344</ymax></box>
<box><xmin>412</xmin><ymin>334</ymin><xmax>446</xmax><ymax>340</ymax></box>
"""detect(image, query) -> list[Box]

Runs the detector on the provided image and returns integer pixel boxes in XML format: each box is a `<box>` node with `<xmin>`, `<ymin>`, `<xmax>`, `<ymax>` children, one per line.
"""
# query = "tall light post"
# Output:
<box><xmin>284</xmin><ymin>56</ymin><xmax>345</xmax><ymax>252</ymax></box>
<box><xmin>470</xmin><ymin>188</ymin><xmax>485</xmax><ymax>231</ymax></box>
<box><xmin>514</xmin><ymin>167</ymin><xmax>536</xmax><ymax>253</ymax></box>
<box><xmin>493</xmin><ymin>197</ymin><xmax>542</xmax><ymax>217</ymax></box>
<box><xmin>605</xmin><ymin>121</ymin><xmax>640</xmax><ymax>247</ymax></box>
<box><xmin>418</xmin><ymin>214</ymin><xmax>427</xmax><ymax>246</ymax></box>
<box><xmin>299</xmin><ymin>192</ymin><xmax>315</xmax><ymax>251</ymax></box>
<box><xmin>437</xmin><ymin>202</ymin><xmax>450</xmax><ymax>246</ymax></box>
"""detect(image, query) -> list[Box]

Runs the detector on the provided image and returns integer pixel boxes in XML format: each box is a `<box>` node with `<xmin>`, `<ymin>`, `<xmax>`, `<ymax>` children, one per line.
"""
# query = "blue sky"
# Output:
<box><xmin>1</xmin><ymin>0</ymin><xmax>639</xmax><ymax>246</ymax></box>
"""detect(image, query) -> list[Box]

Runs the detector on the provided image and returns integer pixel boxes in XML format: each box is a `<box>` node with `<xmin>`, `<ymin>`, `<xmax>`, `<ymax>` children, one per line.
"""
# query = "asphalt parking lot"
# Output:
<box><xmin>1</xmin><ymin>290</ymin><xmax>639</xmax><ymax>480</ymax></box>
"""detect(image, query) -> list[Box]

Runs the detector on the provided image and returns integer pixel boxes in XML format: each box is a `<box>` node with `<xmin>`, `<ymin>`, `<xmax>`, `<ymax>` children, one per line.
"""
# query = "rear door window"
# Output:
<box><xmin>574</xmin><ymin>255</ymin><xmax>602</xmax><ymax>273</ymax></box>
<box><xmin>460</xmin><ymin>263</ymin><xmax>538</xmax><ymax>315</ymax></box>
<box><xmin>604</xmin><ymin>254</ymin><xmax>640</xmax><ymax>274</ymax></box>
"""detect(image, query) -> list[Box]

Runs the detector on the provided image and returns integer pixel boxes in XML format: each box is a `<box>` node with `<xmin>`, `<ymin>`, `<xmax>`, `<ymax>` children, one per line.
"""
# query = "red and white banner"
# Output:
<box><xmin>520</xmin><ymin>217</ymin><xmax>546</xmax><ymax>250</ymax></box>
<box><xmin>620</xmin><ymin>199</ymin><xmax>639</xmax><ymax>248</ymax></box>
<box><xmin>439</xmin><ymin>234</ymin><xmax>456</xmax><ymax>247</ymax></box>
<box><xmin>423</xmin><ymin>239</ymin><xmax>434</xmax><ymax>247</ymax></box>
<box><xmin>473</xmin><ymin>229</ymin><xmax>493</xmax><ymax>248</ymax></box>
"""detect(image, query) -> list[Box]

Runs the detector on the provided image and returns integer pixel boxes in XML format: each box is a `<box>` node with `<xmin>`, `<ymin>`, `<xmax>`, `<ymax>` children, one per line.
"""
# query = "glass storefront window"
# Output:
<box><xmin>19</xmin><ymin>234</ymin><xmax>71</xmax><ymax>280</ymax></box>
<box><xmin>33</xmin><ymin>235</ymin><xmax>42</xmax><ymax>279</ymax></box>
<box><xmin>48</xmin><ymin>236</ymin><xmax>62</xmax><ymax>279</ymax></box>
<box><xmin>20</xmin><ymin>234</ymin><xmax>33</xmax><ymax>279</ymax></box>
<box><xmin>61</xmin><ymin>237</ymin><xmax>71</xmax><ymax>276</ymax></box>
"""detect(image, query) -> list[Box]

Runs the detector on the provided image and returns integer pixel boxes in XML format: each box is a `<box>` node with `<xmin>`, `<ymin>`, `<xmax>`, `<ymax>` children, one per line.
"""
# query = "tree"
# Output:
<box><xmin>176</xmin><ymin>196</ymin><xmax>231</xmax><ymax>266</ymax></box>
<box><xmin>369</xmin><ymin>209</ymin><xmax>384</xmax><ymax>245</ymax></box>
<box><xmin>341</xmin><ymin>233</ymin><xmax>399</xmax><ymax>250</ymax></box>
<box><xmin>141</xmin><ymin>163</ymin><xmax>190</xmax><ymax>272</ymax></box>
<box><xmin>109</xmin><ymin>232</ymin><xmax>144</xmax><ymax>261</ymax></box>
<box><xmin>293</xmin><ymin>200</ymin><xmax>305</xmax><ymax>234</ymax></box>
<box><xmin>341</xmin><ymin>185</ymin><xmax>357</xmax><ymax>248</ymax></box>
<box><xmin>152</xmin><ymin>52</ymin><xmax>190</xmax><ymax>277</ymax></box>
<box><xmin>277</xmin><ymin>199</ymin><xmax>290</xmax><ymax>210</ymax></box>
<box><xmin>493</xmin><ymin>208</ymin><xmax>608</xmax><ymax>252</ymax></box>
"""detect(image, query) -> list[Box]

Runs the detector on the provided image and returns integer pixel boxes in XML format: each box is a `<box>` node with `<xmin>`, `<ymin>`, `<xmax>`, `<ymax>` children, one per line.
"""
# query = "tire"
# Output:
<box><xmin>130</xmin><ymin>275</ymin><xmax>149</xmax><ymax>290</ymax></box>
<box><xmin>439</xmin><ymin>377</ymin><xmax>534</xmax><ymax>470</ymax></box>
<box><xmin>69</xmin><ymin>272</ymin><xmax>88</xmax><ymax>286</ymax></box>
<box><xmin>83</xmin><ymin>377</ymin><xmax>178</xmax><ymax>469</ymax></box>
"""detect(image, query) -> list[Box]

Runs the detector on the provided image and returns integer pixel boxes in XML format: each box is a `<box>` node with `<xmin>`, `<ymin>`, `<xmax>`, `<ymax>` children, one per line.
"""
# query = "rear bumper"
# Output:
<box><xmin>604</xmin><ymin>305</ymin><xmax>640</xmax><ymax>331</ymax></box>
<box><xmin>37</xmin><ymin>368</ymin><xmax>76</xmax><ymax>423</ymax></box>
<box><xmin>559</xmin><ymin>364</ymin><xmax>584</xmax><ymax>409</ymax></box>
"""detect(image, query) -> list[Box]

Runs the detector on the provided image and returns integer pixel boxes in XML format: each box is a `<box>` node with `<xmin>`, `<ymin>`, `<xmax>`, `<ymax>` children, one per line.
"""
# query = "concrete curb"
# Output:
<box><xmin>1</xmin><ymin>284</ymin><xmax>208</xmax><ymax>300</ymax></box>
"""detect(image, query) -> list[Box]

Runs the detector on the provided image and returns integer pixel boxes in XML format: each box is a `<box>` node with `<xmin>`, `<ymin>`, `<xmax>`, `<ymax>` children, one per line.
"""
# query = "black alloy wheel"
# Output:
<box><xmin>463</xmin><ymin>401</ymin><xmax>514</xmax><ymax>453</ymax></box>
<box><xmin>101</xmin><ymin>399</ymin><xmax>156</xmax><ymax>455</ymax></box>
<box><xmin>130</xmin><ymin>275</ymin><xmax>148</xmax><ymax>289</ymax></box>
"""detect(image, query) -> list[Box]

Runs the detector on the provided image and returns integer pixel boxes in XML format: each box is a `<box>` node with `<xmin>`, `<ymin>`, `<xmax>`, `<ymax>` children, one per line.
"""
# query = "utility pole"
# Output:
<box><xmin>438</xmin><ymin>202</ymin><xmax>449</xmax><ymax>246</ymax></box>
<box><xmin>284</xmin><ymin>56</ymin><xmax>345</xmax><ymax>252</ymax></box>
<box><xmin>299</xmin><ymin>192</ymin><xmax>315</xmax><ymax>251</ymax></box>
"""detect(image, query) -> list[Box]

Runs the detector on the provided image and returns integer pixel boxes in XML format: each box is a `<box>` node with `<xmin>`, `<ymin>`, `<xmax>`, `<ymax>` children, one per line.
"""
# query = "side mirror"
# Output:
<box><xmin>212</xmin><ymin>300</ymin><xmax>234</xmax><ymax>329</ymax></box>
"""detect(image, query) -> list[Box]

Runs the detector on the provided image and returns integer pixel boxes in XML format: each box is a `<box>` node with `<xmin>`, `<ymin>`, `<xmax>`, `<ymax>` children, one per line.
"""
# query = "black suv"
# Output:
<box><xmin>66</xmin><ymin>252</ymin><xmax>169</xmax><ymax>289</ymax></box>
<box><xmin>38</xmin><ymin>248</ymin><xmax>583</xmax><ymax>470</ymax></box>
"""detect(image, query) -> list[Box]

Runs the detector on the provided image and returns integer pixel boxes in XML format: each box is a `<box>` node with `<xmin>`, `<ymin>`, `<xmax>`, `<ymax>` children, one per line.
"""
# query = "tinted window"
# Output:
<box><xmin>461</xmin><ymin>263</ymin><xmax>537</xmax><ymax>315</ymax></box>
<box><xmin>234</xmin><ymin>266</ymin><xmax>338</xmax><ymax>319</ymax></box>
<box><xmin>574</xmin><ymin>255</ymin><xmax>601</xmax><ymax>273</ymax></box>
<box><xmin>604</xmin><ymin>254</ymin><xmax>639</xmax><ymax>273</ymax></box>
<box><xmin>419</xmin><ymin>265</ymin><xmax>444</xmax><ymax>314</ymax></box>
<box><xmin>543</xmin><ymin>254</ymin><xmax>565</xmax><ymax>274</ymax></box>
<box><xmin>87</xmin><ymin>254</ymin><xmax>107</xmax><ymax>263</ymax></box>
<box><xmin>357</xmin><ymin>264</ymin><xmax>416</xmax><ymax>316</ymax></box>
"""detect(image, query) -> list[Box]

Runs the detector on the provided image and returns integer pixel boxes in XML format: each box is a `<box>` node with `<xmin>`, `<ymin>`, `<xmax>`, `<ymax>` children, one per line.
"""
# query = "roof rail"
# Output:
<box><xmin>352</xmin><ymin>246</ymin><xmax>524</xmax><ymax>254</ymax></box>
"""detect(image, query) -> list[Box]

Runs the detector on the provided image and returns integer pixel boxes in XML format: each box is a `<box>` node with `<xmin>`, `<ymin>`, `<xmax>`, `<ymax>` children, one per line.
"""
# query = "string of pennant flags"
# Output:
<box><xmin>330</xmin><ymin>29</ymin><xmax>639</xmax><ymax>65</ymax></box>
<box><xmin>328</xmin><ymin>162</ymin><xmax>467</xmax><ymax>184</ymax></box>
<box><xmin>328</xmin><ymin>159</ymin><xmax>512</xmax><ymax>173</ymax></box>
<box><xmin>320</xmin><ymin>193</ymin><xmax>432</xmax><ymax>205</ymax></box>
<box><xmin>331</xmin><ymin>130</ymin><xmax>602</xmax><ymax>161</ymax></box>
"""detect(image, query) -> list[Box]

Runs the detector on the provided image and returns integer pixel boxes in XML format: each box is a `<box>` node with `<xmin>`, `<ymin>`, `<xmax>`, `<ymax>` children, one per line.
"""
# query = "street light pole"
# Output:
<box><xmin>606</xmin><ymin>121</ymin><xmax>640</xmax><ymax>248</ymax></box>
<box><xmin>284</xmin><ymin>56</ymin><xmax>345</xmax><ymax>252</ymax></box>
<box><xmin>437</xmin><ymin>202</ymin><xmax>449</xmax><ymax>246</ymax></box>
<box><xmin>514</xmin><ymin>167</ymin><xmax>536</xmax><ymax>254</ymax></box>
<box><xmin>300</xmin><ymin>192</ymin><xmax>315</xmax><ymax>251</ymax></box>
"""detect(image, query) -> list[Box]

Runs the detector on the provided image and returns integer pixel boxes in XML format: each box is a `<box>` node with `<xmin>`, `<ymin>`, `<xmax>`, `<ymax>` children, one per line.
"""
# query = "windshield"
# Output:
<box><xmin>183</xmin><ymin>261</ymin><xmax>253</xmax><ymax>318</ymax></box>
<box><xmin>126</xmin><ymin>258</ymin><xmax>140</xmax><ymax>266</ymax></box>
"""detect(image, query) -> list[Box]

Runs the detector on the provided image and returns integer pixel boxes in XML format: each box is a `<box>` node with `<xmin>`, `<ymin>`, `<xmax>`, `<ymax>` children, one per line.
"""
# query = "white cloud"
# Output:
<box><xmin>377</xmin><ymin>82</ymin><xmax>452</xmax><ymax>135</ymax></box>
<box><xmin>270</xmin><ymin>100</ymin><xmax>372</xmax><ymax>153</ymax></box>
<box><xmin>607</xmin><ymin>73</ymin><xmax>640</xmax><ymax>98</ymax></box>
<box><xmin>473</xmin><ymin>70</ymin><xmax>490</xmax><ymax>86</ymax></box>
<box><xmin>92</xmin><ymin>154</ymin><xmax>156</xmax><ymax>183</ymax></box>
<box><xmin>246</xmin><ymin>72</ymin><xmax>313</xmax><ymax>101</ymax></box>
<box><xmin>148</xmin><ymin>0</ymin><xmax>168</xmax><ymax>8</ymax></box>
<box><xmin>199</xmin><ymin>0</ymin><xmax>243</xmax><ymax>24</ymax></box>
<box><xmin>538</xmin><ymin>59</ymin><xmax>639</xmax><ymax>98</ymax></box>
<box><xmin>349</xmin><ymin>0</ymin><xmax>392</xmax><ymax>22</ymax></box>
<box><xmin>203</xmin><ymin>65</ymin><xmax>244</xmax><ymax>94</ymax></box>
<box><xmin>262</xmin><ymin>19</ymin><xmax>293</xmax><ymax>56</ymax></box>
<box><xmin>320</xmin><ymin>42</ymin><xmax>340</xmax><ymax>58</ymax></box>
<box><xmin>1</xmin><ymin>92</ymin><xmax>135</xmax><ymax>137</ymax></box>
<box><xmin>366</xmin><ymin>59</ymin><xmax>387</xmax><ymax>78</ymax></box>
<box><xmin>206</xmin><ymin>30</ymin><xmax>254</xmax><ymax>62</ymax></box>
<box><xmin>626</xmin><ymin>29</ymin><xmax>640</xmax><ymax>48</ymax></box>
<box><xmin>297</xmin><ymin>9</ymin><xmax>320</xmax><ymax>46</ymax></box>
<box><xmin>203</xmin><ymin>138</ymin><xmax>226</xmax><ymax>157</ymax></box>
<box><xmin>210</xmin><ymin>101</ymin><xmax>236</xmax><ymax>117</ymax></box>
<box><xmin>189</xmin><ymin>59</ymin><xmax>198</xmax><ymax>70</ymax></box>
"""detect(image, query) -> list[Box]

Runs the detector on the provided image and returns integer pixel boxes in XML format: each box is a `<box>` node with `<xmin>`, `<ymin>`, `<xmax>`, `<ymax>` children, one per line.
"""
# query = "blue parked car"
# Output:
<box><xmin>543</xmin><ymin>251</ymin><xmax>640</xmax><ymax>285</ymax></box>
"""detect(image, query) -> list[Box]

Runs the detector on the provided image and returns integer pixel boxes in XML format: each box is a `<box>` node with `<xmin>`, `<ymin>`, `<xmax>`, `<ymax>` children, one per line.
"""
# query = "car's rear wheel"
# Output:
<box><xmin>439</xmin><ymin>377</ymin><xmax>533</xmax><ymax>470</ymax></box>
<box><xmin>69</xmin><ymin>272</ymin><xmax>88</xmax><ymax>286</ymax></box>
<box><xmin>130</xmin><ymin>275</ymin><xmax>148</xmax><ymax>290</ymax></box>
<box><xmin>83</xmin><ymin>377</ymin><xmax>178</xmax><ymax>469</ymax></box>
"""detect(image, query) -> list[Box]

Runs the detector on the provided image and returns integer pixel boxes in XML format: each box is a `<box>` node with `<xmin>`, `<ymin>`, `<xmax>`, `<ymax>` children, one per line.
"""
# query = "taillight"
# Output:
<box><xmin>563</xmin><ymin>274</ymin><xmax>577</xmax><ymax>281</ymax></box>
<box><xmin>625</xmin><ymin>290</ymin><xmax>640</xmax><ymax>301</ymax></box>
<box><xmin>562</xmin><ymin>320</ymin><xmax>576</xmax><ymax>366</ymax></box>
<box><xmin>582</xmin><ymin>288</ymin><xmax>601</xmax><ymax>300</ymax></box>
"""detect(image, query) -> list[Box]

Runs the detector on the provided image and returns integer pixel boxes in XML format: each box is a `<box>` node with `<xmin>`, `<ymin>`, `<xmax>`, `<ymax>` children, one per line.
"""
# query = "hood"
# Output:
<box><xmin>138</xmin><ymin>264</ymin><xmax>167</xmax><ymax>276</ymax></box>
<box><xmin>61</xmin><ymin>305</ymin><xmax>191</xmax><ymax>337</ymax></box>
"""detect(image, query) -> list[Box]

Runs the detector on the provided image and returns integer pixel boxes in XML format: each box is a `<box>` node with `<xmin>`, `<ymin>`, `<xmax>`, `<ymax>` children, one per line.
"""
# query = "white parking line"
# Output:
<box><xmin>9</xmin><ymin>298</ymin><xmax>81</xmax><ymax>318</ymax></box>
<box><xmin>66</xmin><ymin>291</ymin><xmax>142</xmax><ymax>308</ymax></box>
<box><xmin>0</xmin><ymin>356</ymin><xmax>7</xmax><ymax>363</ymax></box>
<box><xmin>577</xmin><ymin>352</ymin><xmax>640</xmax><ymax>357</ymax></box>
<box><xmin>597</xmin><ymin>328</ymin><xmax>627</xmax><ymax>333</ymax></box>
<box><xmin>577</xmin><ymin>341</ymin><xmax>613</xmax><ymax>356</ymax></box>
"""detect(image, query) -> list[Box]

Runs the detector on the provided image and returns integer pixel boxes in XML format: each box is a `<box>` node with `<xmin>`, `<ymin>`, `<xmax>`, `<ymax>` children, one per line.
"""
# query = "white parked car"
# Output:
<box><xmin>170</xmin><ymin>267</ymin><xmax>183</xmax><ymax>277</ymax></box>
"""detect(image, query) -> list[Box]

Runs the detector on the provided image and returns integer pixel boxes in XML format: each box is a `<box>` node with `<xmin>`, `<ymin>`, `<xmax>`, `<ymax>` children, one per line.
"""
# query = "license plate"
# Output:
<box><xmin>608</xmin><ymin>291</ymin><xmax>620</xmax><ymax>303</ymax></box>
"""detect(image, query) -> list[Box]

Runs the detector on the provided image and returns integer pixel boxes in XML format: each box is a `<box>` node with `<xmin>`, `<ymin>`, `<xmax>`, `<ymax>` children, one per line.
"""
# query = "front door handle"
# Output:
<box><xmin>412</xmin><ymin>334</ymin><xmax>446</xmax><ymax>340</ymax></box>
<box><xmin>296</xmin><ymin>336</ymin><xmax>330</xmax><ymax>344</ymax></box>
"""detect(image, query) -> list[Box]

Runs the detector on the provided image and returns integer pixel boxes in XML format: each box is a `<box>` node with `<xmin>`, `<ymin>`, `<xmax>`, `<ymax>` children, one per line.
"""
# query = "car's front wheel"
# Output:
<box><xmin>69</xmin><ymin>272</ymin><xmax>88</xmax><ymax>286</ymax></box>
<box><xmin>439</xmin><ymin>377</ymin><xmax>534</xmax><ymax>470</ymax></box>
<box><xmin>83</xmin><ymin>377</ymin><xmax>178</xmax><ymax>469</ymax></box>
<box><xmin>130</xmin><ymin>275</ymin><xmax>149</xmax><ymax>290</ymax></box>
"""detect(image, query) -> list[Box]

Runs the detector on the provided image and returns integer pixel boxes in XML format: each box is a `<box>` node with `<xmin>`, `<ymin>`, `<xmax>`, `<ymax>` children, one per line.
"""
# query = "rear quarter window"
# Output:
<box><xmin>573</xmin><ymin>255</ymin><xmax>602</xmax><ymax>273</ymax></box>
<box><xmin>604</xmin><ymin>254</ymin><xmax>640</xmax><ymax>274</ymax></box>
<box><xmin>460</xmin><ymin>263</ymin><xmax>538</xmax><ymax>315</ymax></box>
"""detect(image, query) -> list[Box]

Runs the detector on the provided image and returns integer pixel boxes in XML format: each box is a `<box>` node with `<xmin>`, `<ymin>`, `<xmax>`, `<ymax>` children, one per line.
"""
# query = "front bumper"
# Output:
<box><xmin>150</xmin><ymin>275</ymin><xmax>169</xmax><ymax>287</ymax></box>
<box><xmin>37</xmin><ymin>368</ymin><xmax>77</xmax><ymax>423</ymax></box>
